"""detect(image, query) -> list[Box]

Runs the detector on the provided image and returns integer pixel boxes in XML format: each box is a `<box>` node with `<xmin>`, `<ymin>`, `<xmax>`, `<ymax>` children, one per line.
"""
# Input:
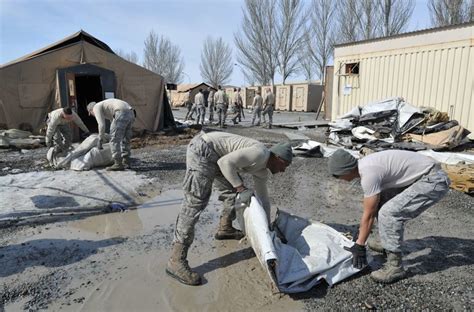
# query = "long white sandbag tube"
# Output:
<box><xmin>242</xmin><ymin>197</ymin><xmax>279</xmax><ymax>291</ymax></box>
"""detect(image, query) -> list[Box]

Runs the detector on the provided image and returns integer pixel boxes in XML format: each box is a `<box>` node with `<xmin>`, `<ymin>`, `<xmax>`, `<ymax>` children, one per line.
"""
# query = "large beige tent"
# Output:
<box><xmin>0</xmin><ymin>30</ymin><xmax>175</xmax><ymax>136</ymax></box>
<box><xmin>170</xmin><ymin>83</ymin><xmax>215</xmax><ymax>107</ymax></box>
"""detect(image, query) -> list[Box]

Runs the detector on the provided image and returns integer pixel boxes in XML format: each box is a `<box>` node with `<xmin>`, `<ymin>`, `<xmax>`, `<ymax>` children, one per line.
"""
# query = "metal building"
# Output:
<box><xmin>331</xmin><ymin>22</ymin><xmax>474</xmax><ymax>131</ymax></box>
<box><xmin>291</xmin><ymin>83</ymin><xmax>323</xmax><ymax>112</ymax></box>
<box><xmin>275</xmin><ymin>85</ymin><xmax>292</xmax><ymax>111</ymax></box>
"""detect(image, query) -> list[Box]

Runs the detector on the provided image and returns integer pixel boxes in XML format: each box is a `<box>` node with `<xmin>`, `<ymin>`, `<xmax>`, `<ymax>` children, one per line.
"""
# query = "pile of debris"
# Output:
<box><xmin>328</xmin><ymin>97</ymin><xmax>471</xmax><ymax>152</ymax></box>
<box><xmin>292</xmin><ymin>97</ymin><xmax>473</xmax><ymax>195</ymax></box>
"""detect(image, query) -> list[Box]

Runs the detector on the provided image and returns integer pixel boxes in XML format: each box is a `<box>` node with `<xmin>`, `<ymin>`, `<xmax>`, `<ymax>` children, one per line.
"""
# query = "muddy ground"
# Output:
<box><xmin>1</xmin><ymin>109</ymin><xmax>473</xmax><ymax>311</ymax></box>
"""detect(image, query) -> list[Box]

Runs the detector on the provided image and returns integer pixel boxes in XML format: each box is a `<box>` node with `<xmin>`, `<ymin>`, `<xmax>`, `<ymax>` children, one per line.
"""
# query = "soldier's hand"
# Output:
<box><xmin>236</xmin><ymin>188</ymin><xmax>254</xmax><ymax>207</ymax></box>
<box><xmin>46</xmin><ymin>141</ymin><xmax>52</xmax><ymax>148</ymax></box>
<box><xmin>344</xmin><ymin>243</ymin><xmax>367</xmax><ymax>269</ymax></box>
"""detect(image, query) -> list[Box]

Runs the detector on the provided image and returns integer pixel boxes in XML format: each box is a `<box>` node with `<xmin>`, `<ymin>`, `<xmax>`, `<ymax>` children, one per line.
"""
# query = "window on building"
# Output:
<box><xmin>345</xmin><ymin>62</ymin><xmax>360</xmax><ymax>75</ymax></box>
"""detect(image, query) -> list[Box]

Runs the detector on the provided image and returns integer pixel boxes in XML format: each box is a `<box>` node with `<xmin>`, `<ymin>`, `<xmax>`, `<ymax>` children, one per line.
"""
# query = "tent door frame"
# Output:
<box><xmin>57</xmin><ymin>64</ymin><xmax>116</xmax><ymax>141</ymax></box>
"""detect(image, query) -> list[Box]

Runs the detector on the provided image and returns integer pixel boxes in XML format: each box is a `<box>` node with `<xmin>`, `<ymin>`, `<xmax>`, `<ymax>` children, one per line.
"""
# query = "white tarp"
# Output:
<box><xmin>242</xmin><ymin>197</ymin><xmax>362</xmax><ymax>293</ymax></box>
<box><xmin>339</xmin><ymin>97</ymin><xmax>421</xmax><ymax>129</ymax></box>
<box><xmin>292</xmin><ymin>140</ymin><xmax>360</xmax><ymax>159</ymax></box>
<box><xmin>418</xmin><ymin>150</ymin><xmax>474</xmax><ymax>165</ymax></box>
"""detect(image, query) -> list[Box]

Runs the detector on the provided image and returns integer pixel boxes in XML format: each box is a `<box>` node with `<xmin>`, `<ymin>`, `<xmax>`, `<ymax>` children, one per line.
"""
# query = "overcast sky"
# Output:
<box><xmin>1</xmin><ymin>0</ymin><xmax>433</xmax><ymax>86</ymax></box>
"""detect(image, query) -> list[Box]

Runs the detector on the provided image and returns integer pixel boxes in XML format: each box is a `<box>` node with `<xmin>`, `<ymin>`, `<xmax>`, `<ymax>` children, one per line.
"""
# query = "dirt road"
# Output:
<box><xmin>1</xmin><ymin>110</ymin><xmax>473</xmax><ymax>311</ymax></box>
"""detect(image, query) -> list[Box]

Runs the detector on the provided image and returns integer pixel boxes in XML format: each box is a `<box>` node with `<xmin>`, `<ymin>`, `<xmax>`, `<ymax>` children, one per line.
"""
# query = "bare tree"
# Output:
<box><xmin>378</xmin><ymin>0</ymin><xmax>415</xmax><ymax>36</ymax></box>
<box><xmin>143</xmin><ymin>30</ymin><xmax>185</xmax><ymax>84</ymax></box>
<box><xmin>275</xmin><ymin>0</ymin><xmax>308</xmax><ymax>84</ymax></box>
<box><xmin>335</xmin><ymin>0</ymin><xmax>360</xmax><ymax>43</ymax></box>
<box><xmin>234</xmin><ymin>0</ymin><xmax>279</xmax><ymax>85</ymax></box>
<box><xmin>199</xmin><ymin>37</ymin><xmax>233</xmax><ymax>88</ymax></box>
<box><xmin>357</xmin><ymin>0</ymin><xmax>381</xmax><ymax>39</ymax></box>
<box><xmin>115</xmin><ymin>49</ymin><xmax>139</xmax><ymax>64</ymax></box>
<box><xmin>428</xmin><ymin>0</ymin><xmax>473</xmax><ymax>26</ymax></box>
<box><xmin>297</xmin><ymin>47</ymin><xmax>316</xmax><ymax>81</ymax></box>
<box><xmin>307</xmin><ymin>0</ymin><xmax>336</xmax><ymax>82</ymax></box>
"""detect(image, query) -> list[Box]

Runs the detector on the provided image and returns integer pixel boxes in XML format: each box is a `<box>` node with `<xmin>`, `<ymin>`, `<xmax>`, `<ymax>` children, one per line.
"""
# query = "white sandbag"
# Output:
<box><xmin>70</xmin><ymin>145</ymin><xmax>113</xmax><ymax>171</ymax></box>
<box><xmin>0</xmin><ymin>129</ymin><xmax>32</xmax><ymax>139</ymax></box>
<box><xmin>0</xmin><ymin>136</ymin><xmax>10</xmax><ymax>148</ymax></box>
<box><xmin>243</xmin><ymin>198</ymin><xmax>363</xmax><ymax>293</ymax></box>
<box><xmin>242</xmin><ymin>197</ymin><xmax>278</xmax><ymax>287</ymax></box>
<box><xmin>49</xmin><ymin>134</ymin><xmax>113</xmax><ymax>170</ymax></box>
<box><xmin>55</xmin><ymin>135</ymin><xmax>100</xmax><ymax>168</ymax></box>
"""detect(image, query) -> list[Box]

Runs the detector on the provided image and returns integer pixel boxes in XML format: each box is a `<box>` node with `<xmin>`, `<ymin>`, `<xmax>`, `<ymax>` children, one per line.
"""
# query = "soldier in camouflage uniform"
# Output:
<box><xmin>195</xmin><ymin>89</ymin><xmax>206</xmax><ymax>125</ymax></box>
<box><xmin>214</xmin><ymin>86</ymin><xmax>227</xmax><ymax>128</ymax></box>
<box><xmin>328</xmin><ymin>149</ymin><xmax>450</xmax><ymax>284</ymax></box>
<box><xmin>207</xmin><ymin>87</ymin><xmax>215</xmax><ymax>123</ymax></box>
<box><xmin>45</xmin><ymin>107</ymin><xmax>90</xmax><ymax>154</ymax></box>
<box><xmin>251</xmin><ymin>91</ymin><xmax>263</xmax><ymax>126</ymax></box>
<box><xmin>166</xmin><ymin>131</ymin><xmax>293</xmax><ymax>286</ymax></box>
<box><xmin>262</xmin><ymin>88</ymin><xmax>275</xmax><ymax>129</ymax></box>
<box><xmin>87</xmin><ymin>99</ymin><xmax>135</xmax><ymax>171</ymax></box>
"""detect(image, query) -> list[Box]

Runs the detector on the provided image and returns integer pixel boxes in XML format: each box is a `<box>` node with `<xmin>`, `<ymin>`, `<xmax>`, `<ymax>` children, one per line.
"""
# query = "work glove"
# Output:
<box><xmin>97</xmin><ymin>139</ymin><xmax>103</xmax><ymax>150</ymax></box>
<box><xmin>236</xmin><ymin>188</ymin><xmax>254</xmax><ymax>207</ymax></box>
<box><xmin>344</xmin><ymin>243</ymin><xmax>367</xmax><ymax>269</ymax></box>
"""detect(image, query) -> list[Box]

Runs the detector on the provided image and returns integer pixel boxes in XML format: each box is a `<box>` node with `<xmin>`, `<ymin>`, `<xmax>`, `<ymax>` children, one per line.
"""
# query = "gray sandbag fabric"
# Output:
<box><xmin>270</xmin><ymin>142</ymin><xmax>293</xmax><ymax>163</ymax></box>
<box><xmin>328</xmin><ymin>149</ymin><xmax>358</xmax><ymax>176</ymax></box>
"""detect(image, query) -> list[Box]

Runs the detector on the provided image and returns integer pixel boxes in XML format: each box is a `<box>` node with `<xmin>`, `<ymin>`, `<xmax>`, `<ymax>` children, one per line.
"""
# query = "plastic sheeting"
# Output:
<box><xmin>292</xmin><ymin>140</ymin><xmax>360</xmax><ymax>159</ymax></box>
<box><xmin>242</xmin><ymin>197</ymin><xmax>362</xmax><ymax>293</ymax></box>
<box><xmin>339</xmin><ymin>97</ymin><xmax>421</xmax><ymax>130</ymax></box>
<box><xmin>418</xmin><ymin>150</ymin><xmax>474</xmax><ymax>165</ymax></box>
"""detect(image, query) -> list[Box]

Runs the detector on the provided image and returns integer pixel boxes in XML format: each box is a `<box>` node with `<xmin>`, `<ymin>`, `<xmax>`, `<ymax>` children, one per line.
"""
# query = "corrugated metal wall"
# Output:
<box><xmin>332</xmin><ymin>36</ymin><xmax>473</xmax><ymax>131</ymax></box>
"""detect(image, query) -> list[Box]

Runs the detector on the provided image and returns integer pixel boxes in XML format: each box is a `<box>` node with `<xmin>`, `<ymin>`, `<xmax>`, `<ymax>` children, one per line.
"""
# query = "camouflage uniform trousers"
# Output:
<box><xmin>208</xmin><ymin>103</ymin><xmax>215</xmax><ymax>122</ymax></box>
<box><xmin>173</xmin><ymin>133</ymin><xmax>238</xmax><ymax>246</ymax></box>
<box><xmin>185</xmin><ymin>103</ymin><xmax>196</xmax><ymax>120</ymax></box>
<box><xmin>110</xmin><ymin>109</ymin><xmax>135</xmax><ymax>162</ymax></box>
<box><xmin>252</xmin><ymin>107</ymin><xmax>262</xmax><ymax>126</ymax></box>
<box><xmin>377</xmin><ymin>165</ymin><xmax>450</xmax><ymax>253</ymax></box>
<box><xmin>52</xmin><ymin>124</ymin><xmax>73</xmax><ymax>152</ymax></box>
<box><xmin>216</xmin><ymin>103</ymin><xmax>227</xmax><ymax>127</ymax></box>
<box><xmin>231</xmin><ymin>104</ymin><xmax>240</xmax><ymax>123</ymax></box>
<box><xmin>238</xmin><ymin>104</ymin><xmax>245</xmax><ymax>121</ymax></box>
<box><xmin>196</xmin><ymin>105</ymin><xmax>206</xmax><ymax>125</ymax></box>
<box><xmin>262</xmin><ymin>105</ymin><xmax>274</xmax><ymax>126</ymax></box>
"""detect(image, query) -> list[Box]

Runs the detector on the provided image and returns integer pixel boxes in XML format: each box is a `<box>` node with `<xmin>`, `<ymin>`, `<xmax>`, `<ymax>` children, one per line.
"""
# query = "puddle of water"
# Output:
<box><xmin>10</xmin><ymin>189</ymin><xmax>303</xmax><ymax>311</ymax></box>
<box><xmin>68</xmin><ymin>189</ymin><xmax>183</xmax><ymax>238</ymax></box>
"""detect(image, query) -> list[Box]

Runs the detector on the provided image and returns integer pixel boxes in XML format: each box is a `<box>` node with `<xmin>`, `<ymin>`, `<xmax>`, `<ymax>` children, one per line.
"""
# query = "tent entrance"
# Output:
<box><xmin>57</xmin><ymin>64</ymin><xmax>116</xmax><ymax>141</ymax></box>
<box><xmin>75</xmin><ymin>75</ymin><xmax>102</xmax><ymax>133</ymax></box>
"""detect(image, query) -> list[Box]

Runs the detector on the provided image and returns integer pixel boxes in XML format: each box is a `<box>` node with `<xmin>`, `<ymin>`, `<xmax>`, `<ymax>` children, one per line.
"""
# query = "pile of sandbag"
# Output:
<box><xmin>48</xmin><ymin>134</ymin><xmax>113</xmax><ymax>170</ymax></box>
<box><xmin>0</xmin><ymin>129</ymin><xmax>44</xmax><ymax>149</ymax></box>
<box><xmin>328</xmin><ymin>97</ymin><xmax>471</xmax><ymax>152</ymax></box>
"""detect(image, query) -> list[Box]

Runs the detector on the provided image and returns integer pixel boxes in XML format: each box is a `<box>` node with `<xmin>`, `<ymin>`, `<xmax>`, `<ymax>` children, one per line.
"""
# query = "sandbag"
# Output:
<box><xmin>49</xmin><ymin>134</ymin><xmax>113</xmax><ymax>170</ymax></box>
<box><xmin>70</xmin><ymin>146</ymin><xmax>113</xmax><ymax>171</ymax></box>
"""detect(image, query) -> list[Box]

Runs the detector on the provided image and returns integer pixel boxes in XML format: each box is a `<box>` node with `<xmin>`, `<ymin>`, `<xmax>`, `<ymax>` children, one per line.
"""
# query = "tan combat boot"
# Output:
<box><xmin>214</xmin><ymin>215</ymin><xmax>244</xmax><ymax>240</ymax></box>
<box><xmin>106</xmin><ymin>159</ymin><xmax>125</xmax><ymax>171</ymax></box>
<box><xmin>371</xmin><ymin>252</ymin><xmax>407</xmax><ymax>284</ymax></box>
<box><xmin>122</xmin><ymin>157</ymin><xmax>131</xmax><ymax>169</ymax></box>
<box><xmin>165</xmin><ymin>242</ymin><xmax>202</xmax><ymax>286</ymax></box>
